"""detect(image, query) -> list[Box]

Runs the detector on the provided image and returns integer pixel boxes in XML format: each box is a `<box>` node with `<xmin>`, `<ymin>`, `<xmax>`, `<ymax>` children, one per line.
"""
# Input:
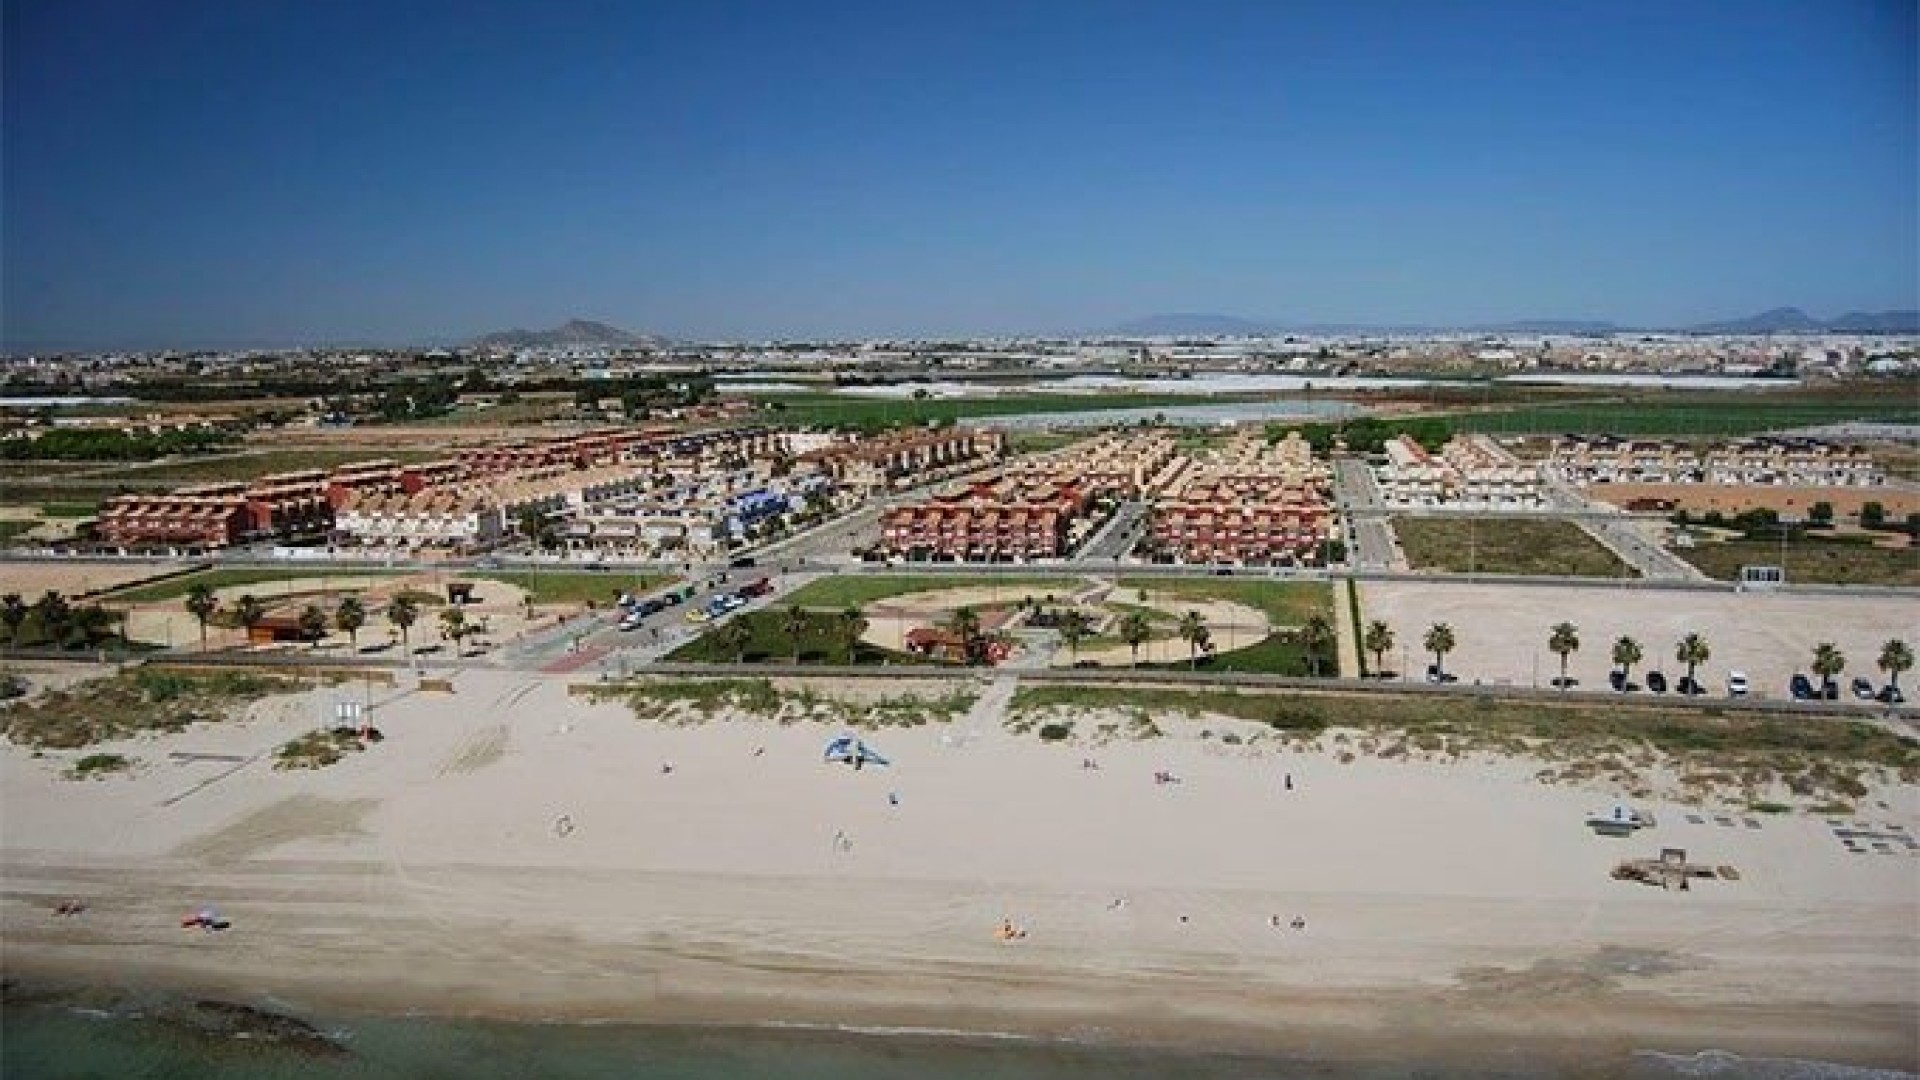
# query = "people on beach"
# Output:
<box><xmin>1290</xmin><ymin>916</ymin><xmax>1306</xmax><ymax>931</ymax></box>
<box><xmin>53</xmin><ymin>900</ymin><xmax>86</xmax><ymax>916</ymax></box>
<box><xmin>1284</xmin><ymin>772</ymin><xmax>1293</xmax><ymax>791</ymax></box>
<box><xmin>997</xmin><ymin>918</ymin><xmax>1028</xmax><ymax>941</ymax></box>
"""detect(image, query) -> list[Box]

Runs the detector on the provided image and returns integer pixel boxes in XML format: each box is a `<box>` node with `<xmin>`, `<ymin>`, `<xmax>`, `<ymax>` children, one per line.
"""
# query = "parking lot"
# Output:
<box><xmin>1357</xmin><ymin>580</ymin><xmax>1916</xmax><ymax>701</ymax></box>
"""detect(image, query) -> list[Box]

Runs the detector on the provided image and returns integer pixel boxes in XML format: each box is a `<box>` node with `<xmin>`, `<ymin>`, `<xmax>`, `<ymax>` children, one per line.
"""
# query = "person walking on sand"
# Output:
<box><xmin>1284</xmin><ymin>772</ymin><xmax>1293</xmax><ymax>791</ymax></box>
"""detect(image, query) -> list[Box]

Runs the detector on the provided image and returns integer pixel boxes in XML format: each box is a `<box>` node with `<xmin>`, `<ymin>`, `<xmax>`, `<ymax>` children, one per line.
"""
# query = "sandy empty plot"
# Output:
<box><xmin>173</xmin><ymin>793</ymin><xmax>379</xmax><ymax>864</ymax></box>
<box><xmin>0</xmin><ymin>560</ymin><xmax>189</xmax><ymax>599</ymax></box>
<box><xmin>1359</xmin><ymin>580</ymin><xmax>1918</xmax><ymax>696</ymax></box>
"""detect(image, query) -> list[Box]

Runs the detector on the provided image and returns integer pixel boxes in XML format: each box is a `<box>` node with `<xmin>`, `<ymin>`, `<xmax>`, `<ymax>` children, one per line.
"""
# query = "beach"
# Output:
<box><xmin>3</xmin><ymin>666</ymin><xmax>1916</xmax><ymax>1072</ymax></box>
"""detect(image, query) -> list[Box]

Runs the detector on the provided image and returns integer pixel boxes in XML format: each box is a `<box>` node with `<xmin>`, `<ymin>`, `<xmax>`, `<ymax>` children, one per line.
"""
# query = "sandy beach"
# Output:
<box><xmin>3</xmin><ymin>666</ymin><xmax>1916</xmax><ymax>1069</ymax></box>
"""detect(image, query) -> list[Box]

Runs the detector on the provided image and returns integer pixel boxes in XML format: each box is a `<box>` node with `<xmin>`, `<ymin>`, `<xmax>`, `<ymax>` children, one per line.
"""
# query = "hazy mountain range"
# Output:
<box><xmin>470</xmin><ymin>319</ymin><xmax>667</xmax><ymax>348</ymax></box>
<box><xmin>1106</xmin><ymin>307</ymin><xmax>1920</xmax><ymax>338</ymax></box>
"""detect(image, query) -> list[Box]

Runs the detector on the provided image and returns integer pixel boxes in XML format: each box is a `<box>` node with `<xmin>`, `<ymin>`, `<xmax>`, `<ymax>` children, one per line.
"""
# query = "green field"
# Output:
<box><xmin>39</xmin><ymin>502</ymin><xmax>102</xmax><ymax>518</ymax></box>
<box><xmin>758</xmin><ymin>391</ymin><xmax>1270</xmax><ymax>431</ymax></box>
<box><xmin>782</xmin><ymin>574</ymin><xmax>1084</xmax><ymax>609</ymax></box>
<box><xmin>0</xmin><ymin>520</ymin><xmax>36</xmax><ymax>541</ymax></box>
<box><xmin>1391</xmin><ymin>517</ymin><xmax>1637</xmax><ymax>578</ymax></box>
<box><xmin>472</xmin><ymin>570</ymin><xmax>671</xmax><ymax>606</ymax></box>
<box><xmin>1672</xmin><ymin>536</ymin><xmax>1920</xmax><ymax>587</ymax></box>
<box><xmin>667</xmin><ymin>608</ymin><xmax>915</xmax><ymax>665</ymax></box>
<box><xmin>1457</xmin><ymin>391</ymin><xmax>1917</xmax><ymax>438</ymax></box>
<box><xmin>105</xmin><ymin>568</ymin><xmax>403</xmax><ymax>603</ymax></box>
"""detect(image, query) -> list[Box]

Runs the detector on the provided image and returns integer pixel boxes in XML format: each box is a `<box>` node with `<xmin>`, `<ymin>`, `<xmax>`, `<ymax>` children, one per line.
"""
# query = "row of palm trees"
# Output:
<box><xmin>1357</xmin><ymin>613</ymin><xmax>1915</xmax><ymax>693</ymax></box>
<box><xmin>182</xmin><ymin>584</ymin><xmax>424</xmax><ymax>652</ymax></box>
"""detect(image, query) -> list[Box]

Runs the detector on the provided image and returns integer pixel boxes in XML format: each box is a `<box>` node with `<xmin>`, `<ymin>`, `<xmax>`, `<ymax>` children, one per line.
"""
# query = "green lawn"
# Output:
<box><xmin>782</xmin><ymin>574</ymin><xmax>1083</xmax><ymax>609</ymax></box>
<box><xmin>1117</xmin><ymin>577</ymin><xmax>1332</xmax><ymax>627</ymax></box>
<box><xmin>105</xmin><ymin>568</ymin><xmax>403</xmax><ymax>603</ymax></box>
<box><xmin>0</xmin><ymin>520</ymin><xmax>36</xmax><ymax>541</ymax></box>
<box><xmin>1392</xmin><ymin>517</ymin><xmax>1637</xmax><ymax>578</ymax></box>
<box><xmin>1672</xmin><ymin>536</ymin><xmax>1919</xmax><ymax>587</ymax></box>
<box><xmin>667</xmin><ymin>608</ymin><xmax>916</xmax><ymax>665</ymax></box>
<box><xmin>472</xmin><ymin>570</ymin><xmax>672</xmax><ymax>606</ymax></box>
<box><xmin>39</xmin><ymin>502</ymin><xmax>102</xmax><ymax>518</ymax></box>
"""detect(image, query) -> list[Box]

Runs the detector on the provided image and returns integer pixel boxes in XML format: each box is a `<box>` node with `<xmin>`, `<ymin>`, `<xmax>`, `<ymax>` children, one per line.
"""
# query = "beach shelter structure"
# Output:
<box><xmin>823</xmin><ymin>735</ymin><xmax>890</xmax><ymax>769</ymax></box>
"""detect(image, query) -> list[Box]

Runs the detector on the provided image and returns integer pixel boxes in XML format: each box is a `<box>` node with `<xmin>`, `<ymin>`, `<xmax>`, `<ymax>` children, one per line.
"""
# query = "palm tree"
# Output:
<box><xmin>1057</xmin><ymin>608</ymin><xmax>1091</xmax><ymax>661</ymax></box>
<box><xmin>1363</xmin><ymin>619</ymin><xmax>1395</xmax><ymax>678</ymax></box>
<box><xmin>1611</xmin><ymin>635</ymin><xmax>1643</xmax><ymax>684</ymax></box>
<box><xmin>1</xmin><ymin>592</ymin><xmax>27</xmax><ymax>651</ymax></box>
<box><xmin>1878</xmin><ymin>638</ymin><xmax>1913</xmax><ymax>692</ymax></box>
<box><xmin>34</xmin><ymin>591</ymin><xmax>73</xmax><ymax>646</ymax></box>
<box><xmin>233</xmin><ymin>594</ymin><xmax>266</xmax><ymax>642</ymax></box>
<box><xmin>1548</xmin><ymin>622</ymin><xmax>1580</xmax><ymax>689</ymax></box>
<box><xmin>782</xmin><ymin>604</ymin><xmax>810</xmax><ymax>664</ymax></box>
<box><xmin>184</xmin><ymin>583</ymin><xmax>218</xmax><ymax>651</ymax></box>
<box><xmin>439</xmin><ymin>607</ymin><xmax>467</xmax><ymax>652</ymax></box>
<box><xmin>1177</xmin><ymin>609</ymin><xmax>1210</xmax><ymax>669</ymax></box>
<box><xmin>335</xmin><ymin>596</ymin><xmax>366</xmax><ymax>651</ymax></box>
<box><xmin>1119</xmin><ymin>610</ymin><xmax>1152</xmax><ymax>668</ymax></box>
<box><xmin>1424</xmin><ymin>622</ymin><xmax>1456</xmax><ymax>680</ymax></box>
<box><xmin>387</xmin><ymin>594</ymin><xmax>419</xmax><ymax>653</ymax></box>
<box><xmin>1810</xmin><ymin>642</ymin><xmax>1845</xmax><ymax>696</ymax></box>
<box><xmin>1300</xmin><ymin>613</ymin><xmax>1335</xmax><ymax>677</ymax></box>
<box><xmin>838</xmin><ymin>605</ymin><xmax>868</xmax><ymax>664</ymax></box>
<box><xmin>718</xmin><ymin>618</ymin><xmax>753</xmax><ymax>663</ymax></box>
<box><xmin>298</xmin><ymin>603</ymin><xmax>328</xmax><ymax>646</ymax></box>
<box><xmin>1675</xmin><ymin>632</ymin><xmax>1710</xmax><ymax>688</ymax></box>
<box><xmin>948</xmin><ymin>605</ymin><xmax>983</xmax><ymax>664</ymax></box>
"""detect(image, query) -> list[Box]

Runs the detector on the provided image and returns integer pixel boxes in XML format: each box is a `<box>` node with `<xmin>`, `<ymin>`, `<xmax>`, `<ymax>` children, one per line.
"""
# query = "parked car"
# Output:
<box><xmin>1424</xmin><ymin>665</ymin><xmax>1458</xmax><ymax>685</ymax></box>
<box><xmin>1644</xmin><ymin>671</ymin><xmax>1668</xmax><ymax>694</ymax></box>
<box><xmin>730</xmin><ymin>556</ymin><xmax>757</xmax><ymax>569</ymax></box>
<box><xmin>1851</xmin><ymin>676</ymin><xmax>1876</xmax><ymax>700</ymax></box>
<box><xmin>1608</xmin><ymin>670</ymin><xmax>1629</xmax><ymax>692</ymax></box>
<box><xmin>617</xmin><ymin>616</ymin><xmax>644</xmax><ymax>632</ymax></box>
<box><xmin>1821</xmin><ymin>680</ymin><xmax>1839</xmax><ymax>700</ymax></box>
<box><xmin>1676</xmin><ymin>675</ymin><xmax>1704</xmax><ymax>696</ymax></box>
<box><xmin>1877</xmin><ymin>685</ymin><xmax>1906</xmax><ymax>705</ymax></box>
<box><xmin>1726</xmin><ymin>671</ymin><xmax>1749</xmax><ymax>697</ymax></box>
<box><xmin>685</xmin><ymin>609</ymin><xmax>712</xmax><ymax>624</ymax></box>
<box><xmin>1788</xmin><ymin>674</ymin><xmax>1815</xmax><ymax>700</ymax></box>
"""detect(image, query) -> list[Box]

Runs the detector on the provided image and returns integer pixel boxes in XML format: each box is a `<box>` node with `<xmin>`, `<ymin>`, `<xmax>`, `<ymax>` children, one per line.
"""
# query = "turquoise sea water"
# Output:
<box><xmin>3</xmin><ymin>997</ymin><xmax>1912</xmax><ymax>1080</ymax></box>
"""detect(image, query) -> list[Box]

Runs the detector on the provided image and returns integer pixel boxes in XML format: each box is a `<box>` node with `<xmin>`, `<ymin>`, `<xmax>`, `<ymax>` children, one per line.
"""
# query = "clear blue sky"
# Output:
<box><xmin>4</xmin><ymin>0</ymin><xmax>1914</xmax><ymax>348</ymax></box>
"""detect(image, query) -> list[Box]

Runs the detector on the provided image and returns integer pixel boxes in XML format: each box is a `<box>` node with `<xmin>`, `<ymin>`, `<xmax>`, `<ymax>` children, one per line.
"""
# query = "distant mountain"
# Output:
<box><xmin>471</xmin><ymin>319</ymin><xmax>663</xmax><ymax>348</ymax></box>
<box><xmin>1822</xmin><ymin>310</ymin><xmax>1920</xmax><ymax>334</ymax></box>
<box><xmin>1107</xmin><ymin>313</ymin><xmax>1276</xmax><ymax>337</ymax></box>
<box><xmin>1102</xmin><ymin>307</ymin><xmax>1918</xmax><ymax>339</ymax></box>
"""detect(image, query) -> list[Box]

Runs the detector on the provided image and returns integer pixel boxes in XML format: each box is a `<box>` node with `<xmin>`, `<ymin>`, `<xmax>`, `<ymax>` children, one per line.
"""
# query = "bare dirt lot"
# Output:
<box><xmin>1358</xmin><ymin>580</ymin><xmax>1917</xmax><ymax>698</ymax></box>
<box><xmin>0</xmin><ymin>560</ymin><xmax>189</xmax><ymax>599</ymax></box>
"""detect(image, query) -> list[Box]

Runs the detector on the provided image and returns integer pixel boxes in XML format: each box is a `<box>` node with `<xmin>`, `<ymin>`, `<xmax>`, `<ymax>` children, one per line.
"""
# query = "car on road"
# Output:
<box><xmin>1789</xmin><ymin>673</ymin><xmax>1815</xmax><ymax>700</ymax></box>
<box><xmin>1726</xmin><ymin>671</ymin><xmax>1749</xmax><ymax>697</ymax></box>
<box><xmin>1644</xmin><ymin>671</ymin><xmax>1668</xmax><ymax>694</ymax></box>
<box><xmin>1851</xmin><ymin>676</ymin><xmax>1876</xmax><ymax>700</ymax></box>
<box><xmin>617</xmin><ymin>615</ymin><xmax>644</xmax><ymax>632</ymax></box>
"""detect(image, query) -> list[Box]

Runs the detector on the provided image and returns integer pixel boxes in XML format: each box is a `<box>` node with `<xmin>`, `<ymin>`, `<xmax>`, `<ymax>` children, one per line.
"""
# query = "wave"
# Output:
<box><xmin>752</xmin><ymin>1018</ymin><xmax>1053</xmax><ymax>1044</ymax></box>
<box><xmin>1635</xmin><ymin>1049</ymin><xmax>1918</xmax><ymax>1079</ymax></box>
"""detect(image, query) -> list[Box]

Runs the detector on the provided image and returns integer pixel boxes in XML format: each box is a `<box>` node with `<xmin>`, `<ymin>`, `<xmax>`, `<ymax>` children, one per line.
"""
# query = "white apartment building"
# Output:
<box><xmin>1376</xmin><ymin>434</ymin><xmax>1542</xmax><ymax>509</ymax></box>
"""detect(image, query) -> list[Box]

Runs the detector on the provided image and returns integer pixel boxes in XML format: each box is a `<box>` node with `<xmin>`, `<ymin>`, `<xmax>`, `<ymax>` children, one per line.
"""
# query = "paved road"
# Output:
<box><xmin>1332</xmin><ymin>458</ymin><xmax>1397</xmax><ymax>570</ymax></box>
<box><xmin>1539</xmin><ymin>478</ymin><xmax>1704</xmax><ymax>581</ymax></box>
<box><xmin>1076</xmin><ymin>500</ymin><xmax>1147</xmax><ymax>562</ymax></box>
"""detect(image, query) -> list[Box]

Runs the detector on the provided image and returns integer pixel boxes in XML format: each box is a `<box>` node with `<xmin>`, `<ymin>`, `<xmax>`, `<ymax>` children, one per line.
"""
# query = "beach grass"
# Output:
<box><xmin>1009</xmin><ymin>682</ymin><xmax>1920</xmax><ymax>805</ymax></box>
<box><xmin>105</xmin><ymin>568</ymin><xmax>403</xmax><ymax>603</ymax></box>
<box><xmin>65</xmin><ymin>752</ymin><xmax>133</xmax><ymax>779</ymax></box>
<box><xmin>274</xmin><ymin>728</ymin><xmax>370</xmax><ymax>770</ymax></box>
<box><xmin>606</xmin><ymin>676</ymin><xmax>976</xmax><ymax>728</ymax></box>
<box><xmin>0</xmin><ymin>669</ymin><xmax>304</xmax><ymax>749</ymax></box>
<box><xmin>1391</xmin><ymin>517</ymin><xmax>1637</xmax><ymax>577</ymax></box>
<box><xmin>783</xmin><ymin>574</ymin><xmax>1082</xmax><ymax>609</ymax></box>
<box><xmin>1670</xmin><ymin>535</ymin><xmax>1920</xmax><ymax>587</ymax></box>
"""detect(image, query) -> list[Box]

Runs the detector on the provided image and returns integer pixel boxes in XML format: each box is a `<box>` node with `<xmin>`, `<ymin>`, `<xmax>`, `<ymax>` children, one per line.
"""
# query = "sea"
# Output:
<box><xmin>4</xmin><ymin>994</ymin><xmax>1913</xmax><ymax>1080</ymax></box>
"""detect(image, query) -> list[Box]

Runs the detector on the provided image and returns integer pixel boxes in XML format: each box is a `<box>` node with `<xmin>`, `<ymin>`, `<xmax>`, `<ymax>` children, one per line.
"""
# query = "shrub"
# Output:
<box><xmin>68</xmin><ymin>752</ymin><xmax>130</xmax><ymax>778</ymax></box>
<box><xmin>1038</xmin><ymin>722</ymin><xmax>1074</xmax><ymax>742</ymax></box>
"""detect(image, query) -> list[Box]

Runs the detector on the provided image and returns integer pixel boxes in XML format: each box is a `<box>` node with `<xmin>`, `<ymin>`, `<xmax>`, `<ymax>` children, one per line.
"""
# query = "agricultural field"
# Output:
<box><xmin>1671</xmin><ymin>535</ymin><xmax>1920</xmax><ymax>588</ymax></box>
<box><xmin>757</xmin><ymin>390</ymin><xmax>1270</xmax><ymax>430</ymax></box>
<box><xmin>1391</xmin><ymin>517</ymin><xmax>1637</xmax><ymax>578</ymax></box>
<box><xmin>109</xmin><ymin>447</ymin><xmax>447</xmax><ymax>484</ymax></box>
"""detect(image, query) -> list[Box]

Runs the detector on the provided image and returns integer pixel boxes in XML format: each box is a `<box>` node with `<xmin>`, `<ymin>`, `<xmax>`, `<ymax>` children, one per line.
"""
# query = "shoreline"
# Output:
<box><xmin>6</xmin><ymin>957</ymin><xmax>1917</xmax><ymax>1074</ymax></box>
